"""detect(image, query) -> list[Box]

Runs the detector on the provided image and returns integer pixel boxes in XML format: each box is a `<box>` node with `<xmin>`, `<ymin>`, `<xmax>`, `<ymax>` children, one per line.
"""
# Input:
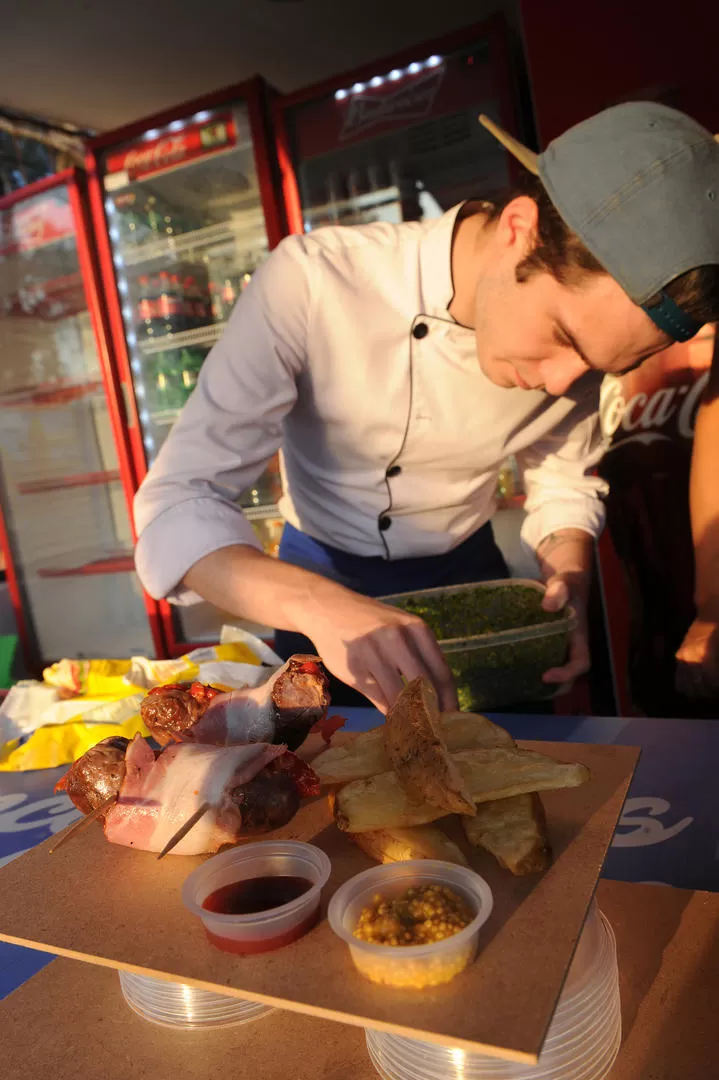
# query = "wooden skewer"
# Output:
<box><xmin>49</xmin><ymin>795</ymin><xmax>117</xmax><ymax>854</ymax></box>
<box><xmin>157</xmin><ymin>801</ymin><xmax>212</xmax><ymax>860</ymax></box>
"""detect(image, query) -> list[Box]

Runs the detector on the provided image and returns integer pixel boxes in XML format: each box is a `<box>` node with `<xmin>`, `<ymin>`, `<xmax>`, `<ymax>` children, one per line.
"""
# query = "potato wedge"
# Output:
<box><xmin>385</xmin><ymin>678</ymin><xmax>475</xmax><ymax>816</ymax></box>
<box><xmin>313</xmin><ymin>710</ymin><xmax>513</xmax><ymax>784</ymax></box>
<box><xmin>462</xmin><ymin>794</ymin><xmax>551</xmax><ymax>876</ymax></box>
<box><xmin>334</xmin><ymin>747</ymin><xmax>589</xmax><ymax>832</ymax></box>
<box><xmin>440</xmin><ymin>712</ymin><xmax>515</xmax><ymax>751</ymax></box>
<box><xmin>351</xmin><ymin>825</ymin><xmax>469</xmax><ymax>867</ymax></box>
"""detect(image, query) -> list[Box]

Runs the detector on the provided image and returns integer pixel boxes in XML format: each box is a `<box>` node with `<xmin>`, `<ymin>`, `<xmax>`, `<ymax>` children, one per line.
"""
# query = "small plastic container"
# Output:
<box><xmin>363</xmin><ymin>903</ymin><xmax>621</xmax><ymax>1080</ymax></box>
<box><xmin>182</xmin><ymin>840</ymin><xmax>331</xmax><ymax>955</ymax></box>
<box><xmin>328</xmin><ymin>860</ymin><xmax>493</xmax><ymax>989</ymax></box>
<box><xmin>118</xmin><ymin>970</ymin><xmax>273</xmax><ymax>1030</ymax></box>
<box><xmin>381</xmin><ymin>579</ymin><xmax>576</xmax><ymax>711</ymax></box>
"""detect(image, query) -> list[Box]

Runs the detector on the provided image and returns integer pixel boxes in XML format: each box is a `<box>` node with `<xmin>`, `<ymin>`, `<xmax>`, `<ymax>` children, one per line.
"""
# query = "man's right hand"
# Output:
<box><xmin>183</xmin><ymin>544</ymin><xmax>457</xmax><ymax>714</ymax></box>
<box><xmin>298</xmin><ymin>583</ymin><xmax>458</xmax><ymax>713</ymax></box>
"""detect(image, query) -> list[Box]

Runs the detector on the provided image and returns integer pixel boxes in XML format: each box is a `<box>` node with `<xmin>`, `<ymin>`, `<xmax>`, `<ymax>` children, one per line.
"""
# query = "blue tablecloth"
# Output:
<box><xmin>1</xmin><ymin>711</ymin><xmax>717</xmax><ymax>999</ymax></box>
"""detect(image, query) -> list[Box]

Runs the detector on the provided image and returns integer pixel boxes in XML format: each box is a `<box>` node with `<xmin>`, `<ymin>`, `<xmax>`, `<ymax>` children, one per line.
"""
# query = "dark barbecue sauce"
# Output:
<box><xmin>202</xmin><ymin>876</ymin><xmax>313</xmax><ymax>916</ymax></box>
<box><xmin>201</xmin><ymin>875</ymin><xmax>318</xmax><ymax>955</ymax></box>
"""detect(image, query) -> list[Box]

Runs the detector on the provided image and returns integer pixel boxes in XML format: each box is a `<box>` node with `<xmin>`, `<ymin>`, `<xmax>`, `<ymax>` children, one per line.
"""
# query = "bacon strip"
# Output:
<box><xmin>179</xmin><ymin>655</ymin><xmax>330</xmax><ymax>750</ymax></box>
<box><xmin>103</xmin><ymin>735</ymin><xmax>285</xmax><ymax>855</ymax></box>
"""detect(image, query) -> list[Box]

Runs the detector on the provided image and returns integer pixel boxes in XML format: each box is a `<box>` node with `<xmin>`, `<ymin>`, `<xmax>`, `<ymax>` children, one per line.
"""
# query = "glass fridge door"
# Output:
<box><xmin>284</xmin><ymin>29</ymin><xmax>515</xmax><ymax>232</ymax></box>
<box><xmin>101</xmin><ymin>104</ymin><xmax>284</xmax><ymax>644</ymax></box>
<box><xmin>0</xmin><ymin>183</ymin><xmax>155</xmax><ymax>661</ymax></box>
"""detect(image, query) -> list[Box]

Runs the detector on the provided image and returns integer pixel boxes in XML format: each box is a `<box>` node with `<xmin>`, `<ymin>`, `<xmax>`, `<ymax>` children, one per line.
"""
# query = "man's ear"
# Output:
<box><xmin>496</xmin><ymin>195</ymin><xmax>539</xmax><ymax>259</ymax></box>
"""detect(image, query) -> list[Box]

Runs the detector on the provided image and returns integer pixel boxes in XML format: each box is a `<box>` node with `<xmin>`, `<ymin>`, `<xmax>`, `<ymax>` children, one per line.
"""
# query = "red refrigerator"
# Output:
<box><xmin>274</xmin><ymin>15</ymin><xmax>523</xmax><ymax>236</ymax></box>
<box><xmin>0</xmin><ymin>169</ymin><xmax>163</xmax><ymax>667</ymax></box>
<box><xmin>86</xmin><ymin>77</ymin><xmax>287</xmax><ymax>656</ymax></box>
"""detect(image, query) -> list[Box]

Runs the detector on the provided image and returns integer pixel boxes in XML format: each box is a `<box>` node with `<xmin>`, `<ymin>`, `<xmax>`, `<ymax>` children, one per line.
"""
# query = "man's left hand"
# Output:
<box><xmin>535</xmin><ymin>529</ymin><xmax>594</xmax><ymax>689</ymax></box>
<box><xmin>540</xmin><ymin>572</ymin><xmax>591</xmax><ymax>687</ymax></box>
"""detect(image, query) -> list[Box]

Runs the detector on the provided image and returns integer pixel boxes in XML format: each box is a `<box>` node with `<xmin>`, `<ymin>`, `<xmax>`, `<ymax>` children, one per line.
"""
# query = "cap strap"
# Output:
<box><xmin>642</xmin><ymin>291</ymin><xmax>703</xmax><ymax>342</ymax></box>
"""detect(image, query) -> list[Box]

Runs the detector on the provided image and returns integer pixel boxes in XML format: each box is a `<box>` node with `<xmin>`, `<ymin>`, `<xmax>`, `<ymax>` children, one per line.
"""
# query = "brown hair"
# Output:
<box><xmin>484</xmin><ymin>172</ymin><xmax>719</xmax><ymax>325</ymax></box>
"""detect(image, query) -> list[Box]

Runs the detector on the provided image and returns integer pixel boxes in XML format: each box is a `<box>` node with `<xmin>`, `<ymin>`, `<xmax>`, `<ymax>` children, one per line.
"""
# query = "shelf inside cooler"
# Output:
<box><xmin>242</xmin><ymin>503</ymin><xmax>280</xmax><ymax>521</ymax></box>
<box><xmin>36</xmin><ymin>553</ymin><xmax>135</xmax><ymax>578</ymax></box>
<box><xmin>0</xmin><ymin>380</ymin><xmax>105</xmax><ymax>408</ymax></box>
<box><xmin>121</xmin><ymin>219</ymin><xmax>266</xmax><ymax>268</ymax></box>
<box><xmin>17</xmin><ymin>470</ymin><xmax>121</xmax><ymax>495</ymax></box>
<box><xmin>304</xmin><ymin>186</ymin><xmax>400</xmax><ymax>221</ymax></box>
<box><xmin>149</xmin><ymin>407</ymin><xmax>182</xmax><ymax>426</ymax></box>
<box><xmin>138</xmin><ymin>321</ymin><xmax>227</xmax><ymax>356</ymax></box>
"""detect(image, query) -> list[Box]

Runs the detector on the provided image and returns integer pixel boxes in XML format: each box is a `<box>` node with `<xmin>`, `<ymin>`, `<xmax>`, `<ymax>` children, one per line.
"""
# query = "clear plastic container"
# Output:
<box><xmin>182</xmin><ymin>840</ymin><xmax>331</xmax><ymax>955</ymax></box>
<box><xmin>118</xmin><ymin>970</ymin><xmax>273</xmax><ymax>1029</ymax></box>
<box><xmin>328</xmin><ymin>860</ymin><xmax>493</xmax><ymax>989</ymax></box>
<box><xmin>364</xmin><ymin>903</ymin><xmax>621</xmax><ymax>1080</ymax></box>
<box><xmin>381</xmin><ymin>579</ymin><xmax>576</xmax><ymax>711</ymax></box>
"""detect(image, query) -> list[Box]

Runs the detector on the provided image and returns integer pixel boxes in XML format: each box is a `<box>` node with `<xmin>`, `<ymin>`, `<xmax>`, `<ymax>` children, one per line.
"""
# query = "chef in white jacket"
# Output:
<box><xmin>134</xmin><ymin>105</ymin><xmax>719</xmax><ymax>712</ymax></box>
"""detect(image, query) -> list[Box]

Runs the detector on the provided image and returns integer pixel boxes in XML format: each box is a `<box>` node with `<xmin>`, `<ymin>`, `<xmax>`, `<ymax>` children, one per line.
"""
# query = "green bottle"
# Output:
<box><xmin>152</xmin><ymin>352</ymin><xmax>183</xmax><ymax>410</ymax></box>
<box><xmin>178</xmin><ymin>348</ymin><xmax>205</xmax><ymax>401</ymax></box>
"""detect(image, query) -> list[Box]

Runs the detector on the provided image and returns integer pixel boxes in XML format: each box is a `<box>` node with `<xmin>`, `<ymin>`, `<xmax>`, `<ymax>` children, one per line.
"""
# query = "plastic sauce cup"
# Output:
<box><xmin>328</xmin><ymin>860</ymin><xmax>493</xmax><ymax>989</ymax></box>
<box><xmin>182</xmin><ymin>840</ymin><xmax>331</xmax><ymax>955</ymax></box>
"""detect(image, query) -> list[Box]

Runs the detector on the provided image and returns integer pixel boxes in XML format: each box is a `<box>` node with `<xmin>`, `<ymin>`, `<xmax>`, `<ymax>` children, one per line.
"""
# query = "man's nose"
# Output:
<box><xmin>540</xmin><ymin>355</ymin><xmax>589</xmax><ymax>396</ymax></box>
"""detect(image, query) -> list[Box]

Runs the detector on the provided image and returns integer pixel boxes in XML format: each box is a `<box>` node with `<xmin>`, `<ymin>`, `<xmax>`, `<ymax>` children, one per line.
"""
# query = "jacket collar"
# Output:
<box><xmin>417</xmin><ymin>203</ymin><xmax>465</xmax><ymax>319</ymax></box>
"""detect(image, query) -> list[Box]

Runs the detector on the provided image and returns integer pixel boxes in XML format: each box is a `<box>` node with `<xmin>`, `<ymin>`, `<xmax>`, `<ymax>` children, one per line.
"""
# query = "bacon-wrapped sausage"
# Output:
<box><xmin>140</xmin><ymin>654</ymin><xmax>331</xmax><ymax>751</ymax></box>
<box><xmin>55</xmin><ymin>734</ymin><xmax>320</xmax><ymax>855</ymax></box>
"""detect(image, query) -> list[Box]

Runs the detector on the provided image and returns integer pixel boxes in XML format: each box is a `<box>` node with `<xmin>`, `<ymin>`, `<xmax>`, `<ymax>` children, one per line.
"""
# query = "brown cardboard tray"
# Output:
<box><xmin>3</xmin><ymin>880</ymin><xmax>718</xmax><ymax>1080</ymax></box>
<box><xmin>0</xmin><ymin>740</ymin><xmax>638</xmax><ymax>1064</ymax></box>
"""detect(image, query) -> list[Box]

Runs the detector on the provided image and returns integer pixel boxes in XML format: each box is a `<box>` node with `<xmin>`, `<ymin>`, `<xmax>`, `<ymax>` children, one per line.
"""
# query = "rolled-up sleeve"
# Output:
<box><xmin>517</xmin><ymin>387</ymin><xmax>608</xmax><ymax>554</ymax></box>
<box><xmin>134</xmin><ymin>235</ymin><xmax>312</xmax><ymax>602</ymax></box>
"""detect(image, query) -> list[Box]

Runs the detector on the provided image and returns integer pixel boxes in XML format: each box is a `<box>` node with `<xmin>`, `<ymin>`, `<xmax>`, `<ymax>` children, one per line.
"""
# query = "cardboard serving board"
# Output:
<box><xmin>0</xmin><ymin>741</ymin><xmax>638</xmax><ymax>1064</ymax></box>
<box><xmin>3</xmin><ymin>880</ymin><xmax>718</xmax><ymax>1080</ymax></box>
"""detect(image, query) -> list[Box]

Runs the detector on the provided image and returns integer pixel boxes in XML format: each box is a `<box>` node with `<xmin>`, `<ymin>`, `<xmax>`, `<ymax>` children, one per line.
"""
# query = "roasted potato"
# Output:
<box><xmin>351</xmin><ymin>825</ymin><xmax>469</xmax><ymax>867</ymax></box>
<box><xmin>384</xmin><ymin>679</ymin><xmax>475</xmax><ymax>816</ymax></box>
<box><xmin>334</xmin><ymin>747</ymin><xmax>589</xmax><ymax>833</ymax></box>
<box><xmin>313</xmin><ymin>710</ymin><xmax>513</xmax><ymax>785</ymax></box>
<box><xmin>462</xmin><ymin>794</ymin><xmax>551</xmax><ymax>876</ymax></box>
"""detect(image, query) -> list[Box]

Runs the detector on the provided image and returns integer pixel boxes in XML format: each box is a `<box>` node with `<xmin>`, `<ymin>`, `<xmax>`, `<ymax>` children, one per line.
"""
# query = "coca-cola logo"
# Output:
<box><xmin>600</xmin><ymin>370</ymin><xmax>709</xmax><ymax>446</ymax></box>
<box><xmin>339</xmin><ymin>69</ymin><xmax>445</xmax><ymax>140</ymax></box>
<box><xmin>105</xmin><ymin>114</ymin><xmax>235</xmax><ymax>181</ymax></box>
<box><xmin>122</xmin><ymin>135</ymin><xmax>188</xmax><ymax>173</ymax></box>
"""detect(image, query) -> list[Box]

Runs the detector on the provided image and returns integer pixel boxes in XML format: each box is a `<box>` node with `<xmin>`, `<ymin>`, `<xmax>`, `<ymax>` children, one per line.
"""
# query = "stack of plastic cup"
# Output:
<box><xmin>118</xmin><ymin>971</ymin><xmax>273</xmax><ymax>1030</ymax></box>
<box><xmin>365</xmin><ymin>902</ymin><xmax>621</xmax><ymax>1080</ymax></box>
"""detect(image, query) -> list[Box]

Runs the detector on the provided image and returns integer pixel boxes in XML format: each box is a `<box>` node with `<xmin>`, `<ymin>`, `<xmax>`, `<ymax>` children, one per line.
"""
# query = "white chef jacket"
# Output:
<box><xmin>134</xmin><ymin>205</ymin><xmax>607</xmax><ymax>604</ymax></box>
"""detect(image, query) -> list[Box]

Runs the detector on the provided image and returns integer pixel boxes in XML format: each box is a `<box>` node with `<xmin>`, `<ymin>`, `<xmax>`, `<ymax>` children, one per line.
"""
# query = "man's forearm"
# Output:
<box><xmin>690</xmin><ymin>382</ymin><xmax>719</xmax><ymax>620</ymax></box>
<box><xmin>182</xmin><ymin>544</ymin><xmax>349</xmax><ymax>634</ymax></box>
<box><xmin>181</xmin><ymin>543</ymin><xmax>460</xmax><ymax>712</ymax></box>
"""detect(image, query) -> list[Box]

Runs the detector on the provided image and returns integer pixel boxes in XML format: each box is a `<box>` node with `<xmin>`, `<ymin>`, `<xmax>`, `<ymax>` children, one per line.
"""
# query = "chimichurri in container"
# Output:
<box><xmin>382</xmin><ymin>580</ymin><xmax>575</xmax><ymax>710</ymax></box>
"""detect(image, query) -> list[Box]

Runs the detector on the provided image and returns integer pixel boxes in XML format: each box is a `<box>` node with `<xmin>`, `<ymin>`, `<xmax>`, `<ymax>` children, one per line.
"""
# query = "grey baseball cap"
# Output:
<box><xmin>480</xmin><ymin>103</ymin><xmax>719</xmax><ymax>342</ymax></box>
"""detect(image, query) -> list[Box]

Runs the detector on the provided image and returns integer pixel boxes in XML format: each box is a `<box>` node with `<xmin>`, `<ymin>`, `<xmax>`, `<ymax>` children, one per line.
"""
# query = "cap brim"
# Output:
<box><xmin>478</xmin><ymin>114</ymin><xmax>539</xmax><ymax>175</ymax></box>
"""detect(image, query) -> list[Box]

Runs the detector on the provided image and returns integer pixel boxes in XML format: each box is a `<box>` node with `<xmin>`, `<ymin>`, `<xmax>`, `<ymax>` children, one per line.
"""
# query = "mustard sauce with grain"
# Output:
<box><xmin>353</xmin><ymin>884</ymin><xmax>473</xmax><ymax>947</ymax></box>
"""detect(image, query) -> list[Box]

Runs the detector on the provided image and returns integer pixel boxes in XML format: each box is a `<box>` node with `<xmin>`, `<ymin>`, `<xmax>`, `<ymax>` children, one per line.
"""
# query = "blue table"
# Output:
<box><xmin>0</xmin><ymin>764</ymin><xmax>81</xmax><ymax>1000</ymax></box>
<box><xmin>2</xmin><ymin>711</ymin><xmax>717</xmax><ymax>1000</ymax></box>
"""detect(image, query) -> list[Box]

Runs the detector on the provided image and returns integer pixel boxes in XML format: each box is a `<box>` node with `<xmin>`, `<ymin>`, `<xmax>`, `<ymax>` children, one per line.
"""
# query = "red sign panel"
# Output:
<box><xmin>289</xmin><ymin>45</ymin><xmax>499</xmax><ymax>161</ymax></box>
<box><xmin>105</xmin><ymin>113</ymin><xmax>237</xmax><ymax>181</ymax></box>
<box><xmin>0</xmin><ymin>194</ymin><xmax>74</xmax><ymax>256</ymax></box>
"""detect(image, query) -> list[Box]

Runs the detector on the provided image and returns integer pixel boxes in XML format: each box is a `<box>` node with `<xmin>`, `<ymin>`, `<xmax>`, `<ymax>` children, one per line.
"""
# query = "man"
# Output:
<box><xmin>134</xmin><ymin>102</ymin><xmax>719</xmax><ymax>713</ymax></box>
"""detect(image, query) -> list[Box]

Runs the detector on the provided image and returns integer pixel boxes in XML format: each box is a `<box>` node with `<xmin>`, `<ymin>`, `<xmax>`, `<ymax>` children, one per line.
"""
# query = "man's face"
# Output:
<box><xmin>473</xmin><ymin>199</ymin><xmax>669</xmax><ymax>396</ymax></box>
